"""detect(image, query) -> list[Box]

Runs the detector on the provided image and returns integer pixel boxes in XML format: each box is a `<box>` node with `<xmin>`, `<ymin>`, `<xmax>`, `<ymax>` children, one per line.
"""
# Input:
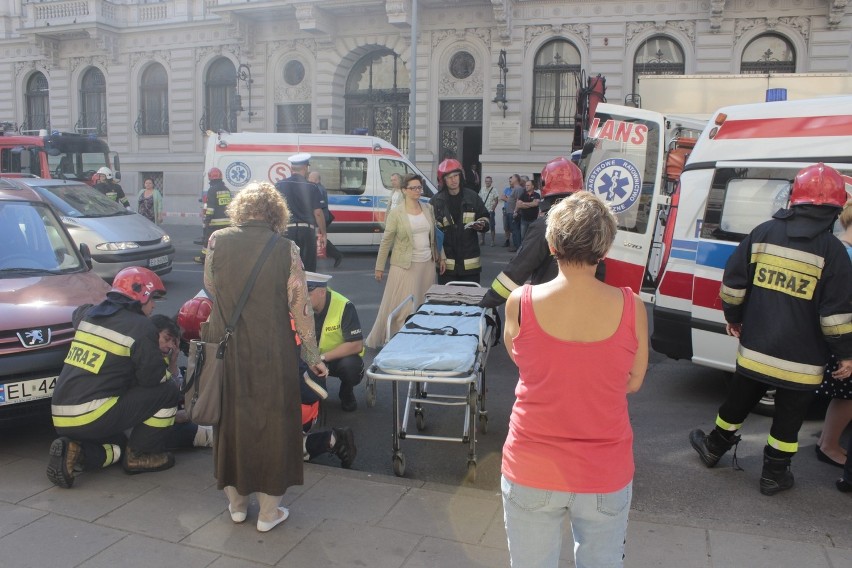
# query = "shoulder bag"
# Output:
<box><xmin>182</xmin><ymin>233</ymin><xmax>280</xmax><ymax>426</ymax></box>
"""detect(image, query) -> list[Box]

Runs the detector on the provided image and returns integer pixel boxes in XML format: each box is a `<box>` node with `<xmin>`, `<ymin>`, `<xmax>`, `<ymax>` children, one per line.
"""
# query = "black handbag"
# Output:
<box><xmin>182</xmin><ymin>234</ymin><xmax>280</xmax><ymax>425</ymax></box>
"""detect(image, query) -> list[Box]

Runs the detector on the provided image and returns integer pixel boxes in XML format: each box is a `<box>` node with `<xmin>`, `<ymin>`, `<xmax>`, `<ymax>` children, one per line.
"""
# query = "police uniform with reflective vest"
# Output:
<box><xmin>430</xmin><ymin>187</ymin><xmax>490</xmax><ymax>284</ymax></box>
<box><xmin>51</xmin><ymin>300</ymin><xmax>179</xmax><ymax>471</ymax></box>
<box><xmin>481</xmin><ymin>215</ymin><xmax>606</xmax><ymax>309</ymax></box>
<box><xmin>276</xmin><ymin>173</ymin><xmax>322</xmax><ymax>271</ymax></box>
<box><xmin>716</xmin><ymin>207</ymin><xmax>852</xmax><ymax>455</ymax></box>
<box><xmin>314</xmin><ymin>288</ymin><xmax>364</xmax><ymax>404</ymax></box>
<box><xmin>94</xmin><ymin>181</ymin><xmax>130</xmax><ymax>208</ymax></box>
<box><xmin>200</xmin><ymin>178</ymin><xmax>233</xmax><ymax>259</ymax></box>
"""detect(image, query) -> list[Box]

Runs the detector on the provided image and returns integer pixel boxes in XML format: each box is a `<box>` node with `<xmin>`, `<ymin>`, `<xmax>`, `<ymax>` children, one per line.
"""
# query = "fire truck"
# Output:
<box><xmin>0</xmin><ymin>124</ymin><xmax>119</xmax><ymax>185</ymax></box>
<box><xmin>579</xmin><ymin>96</ymin><xmax>852</xmax><ymax>413</ymax></box>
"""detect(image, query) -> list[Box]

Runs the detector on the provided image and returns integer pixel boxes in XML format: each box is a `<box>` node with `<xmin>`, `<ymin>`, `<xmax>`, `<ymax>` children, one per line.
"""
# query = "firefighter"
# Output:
<box><xmin>480</xmin><ymin>157</ymin><xmax>604</xmax><ymax>309</ymax></box>
<box><xmin>195</xmin><ymin>167</ymin><xmax>233</xmax><ymax>264</ymax></box>
<box><xmin>93</xmin><ymin>167</ymin><xmax>130</xmax><ymax>208</ymax></box>
<box><xmin>47</xmin><ymin>267</ymin><xmax>180</xmax><ymax>488</ymax></box>
<box><xmin>689</xmin><ymin>163</ymin><xmax>852</xmax><ymax>496</ymax></box>
<box><xmin>274</xmin><ymin>153</ymin><xmax>327</xmax><ymax>272</ymax></box>
<box><xmin>430</xmin><ymin>158</ymin><xmax>490</xmax><ymax>284</ymax></box>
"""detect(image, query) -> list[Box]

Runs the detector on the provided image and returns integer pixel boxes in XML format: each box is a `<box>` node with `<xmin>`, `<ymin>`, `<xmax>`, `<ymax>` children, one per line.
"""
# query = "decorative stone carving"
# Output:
<box><xmin>526</xmin><ymin>24</ymin><xmax>589</xmax><ymax>48</ymax></box>
<box><xmin>438</xmin><ymin>68</ymin><xmax>483</xmax><ymax>97</ymax></box>
<box><xmin>491</xmin><ymin>0</ymin><xmax>512</xmax><ymax>43</ymax></box>
<box><xmin>195</xmin><ymin>45</ymin><xmax>224</xmax><ymax>64</ymax></box>
<box><xmin>30</xmin><ymin>37</ymin><xmax>60</xmax><ymax>70</ymax></box>
<box><xmin>710</xmin><ymin>0</ymin><xmax>726</xmax><ymax>32</ymax></box>
<box><xmin>128</xmin><ymin>50</ymin><xmax>172</xmax><ymax>69</ymax></box>
<box><xmin>669</xmin><ymin>20</ymin><xmax>696</xmax><ymax>43</ymax></box>
<box><xmin>276</xmin><ymin>79</ymin><xmax>312</xmax><ymax>103</ymax></box>
<box><xmin>733</xmin><ymin>18</ymin><xmax>760</xmax><ymax>39</ymax></box>
<box><xmin>828</xmin><ymin>0</ymin><xmax>847</xmax><ymax>28</ymax></box>
<box><xmin>432</xmin><ymin>29</ymin><xmax>454</xmax><ymax>49</ymax></box>
<box><xmin>222</xmin><ymin>13</ymin><xmax>254</xmax><ymax>58</ymax></box>
<box><xmin>734</xmin><ymin>17</ymin><xmax>810</xmax><ymax>41</ymax></box>
<box><xmin>469</xmin><ymin>27</ymin><xmax>492</xmax><ymax>49</ymax></box>
<box><xmin>627</xmin><ymin>21</ymin><xmax>695</xmax><ymax>44</ymax></box>
<box><xmin>69</xmin><ymin>55</ymin><xmax>108</xmax><ymax>74</ymax></box>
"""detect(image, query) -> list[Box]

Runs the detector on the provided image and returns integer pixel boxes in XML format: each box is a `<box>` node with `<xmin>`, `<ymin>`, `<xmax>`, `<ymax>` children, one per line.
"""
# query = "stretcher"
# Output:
<box><xmin>365</xmin><ymin>282</ymin><xmax>498</xmax><ymax>481</ymax></box>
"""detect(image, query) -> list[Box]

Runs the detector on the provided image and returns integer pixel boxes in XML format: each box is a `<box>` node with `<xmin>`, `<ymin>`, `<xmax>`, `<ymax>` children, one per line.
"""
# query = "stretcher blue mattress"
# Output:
<box><xmin>372</xmin><ymin>304</ymin><xmax>487</xmax><ymax>374</ymax></box>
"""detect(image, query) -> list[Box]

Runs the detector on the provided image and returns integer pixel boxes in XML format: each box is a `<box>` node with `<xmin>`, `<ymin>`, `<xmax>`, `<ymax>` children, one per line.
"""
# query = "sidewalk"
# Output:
<box><xmin>1</xmin><ymin>441</ymin><xmax>851</xmax><ymax>568</ymax></box>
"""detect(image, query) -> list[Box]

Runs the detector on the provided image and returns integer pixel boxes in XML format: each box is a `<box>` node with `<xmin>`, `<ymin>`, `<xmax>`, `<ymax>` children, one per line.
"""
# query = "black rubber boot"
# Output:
<box><xmin>689</xmin><ymin>428</ymin><xmax>741</xmax><ymax>468</ymax></box>
<box><xmin>760</xmin><ymin>446</ymin><xmax>794</xmax><ymax>496</ymax></box>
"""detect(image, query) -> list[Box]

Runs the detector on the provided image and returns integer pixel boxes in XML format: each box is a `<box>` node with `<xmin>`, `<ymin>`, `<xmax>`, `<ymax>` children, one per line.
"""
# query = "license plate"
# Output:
<box><xmin>0</xmin><ymin>376</ymin><xmax>57</xmax><ymax>406</ymax></box>
<box><xmin>149</xmin><ymin>255</ymin><xmax>169</xmax><ymax>268</ymax></box>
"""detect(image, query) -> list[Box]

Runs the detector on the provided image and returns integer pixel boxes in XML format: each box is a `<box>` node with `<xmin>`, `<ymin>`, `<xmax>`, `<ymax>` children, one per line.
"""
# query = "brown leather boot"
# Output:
<box><xmin>46</xmin><ymin>437</ymin><xmax>84</xmax><ymax>488</ymax></box>
<box><xmin>123</xmin><ymin>448</ymin><xmax>175</xmax><ymax>475</ymax></box>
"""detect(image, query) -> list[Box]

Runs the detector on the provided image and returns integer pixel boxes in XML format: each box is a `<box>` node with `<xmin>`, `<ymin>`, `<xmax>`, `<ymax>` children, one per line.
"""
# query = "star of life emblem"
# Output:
<box><xmin>585</xmin><ymin>158</ymin><xmax>643</xmax><ymax>214</ymax></box>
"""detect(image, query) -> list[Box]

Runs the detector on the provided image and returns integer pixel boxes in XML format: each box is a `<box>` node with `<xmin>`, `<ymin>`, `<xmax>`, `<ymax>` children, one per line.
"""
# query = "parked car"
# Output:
<box><xmin>0</xmin><ymin>178</ymin><xmax>110</xmax><ymax>424</ymax></box>
<box><xmin>16</xmin><ymin>178</ymin><xmax>175</xmax><ymax>280</ymax></box>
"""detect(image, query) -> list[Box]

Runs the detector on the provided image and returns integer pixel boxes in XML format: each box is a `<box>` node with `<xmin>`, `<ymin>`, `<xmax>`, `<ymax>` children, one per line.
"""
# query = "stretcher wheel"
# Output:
<box><xmin>466</xmin><ymin>460</ymin><xmax>477</xmax><ymax>483</ymax></box>
<box><xmin>478</xmin><ymin>414</ymin><xmax>488</xmax><ymax>434</ymax></box>
<box><xmin>392</xmin><ymin>453</ymin><xmax>406</xmax><ymax>477</ymax></box>
<box><xmin>366</xmin><ymin>377</ymin><xmax>377</xmax><ymax>408</ymax></box>
<box><xmin>415</xmin><ymin>410</ymin><xmax>426</xmax><ymax>431</ymax></box>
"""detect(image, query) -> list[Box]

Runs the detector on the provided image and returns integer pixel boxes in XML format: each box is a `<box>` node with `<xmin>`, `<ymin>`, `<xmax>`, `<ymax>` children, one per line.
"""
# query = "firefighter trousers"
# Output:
<box><xmin>717</xmin><ymin>373</ymin><xmax>814</xmax><ymax>454</ymax></box>
<box><xmin>55</xmin><ymin>381</ymin><xmax>179</xmax><ymax>470</ymax></box>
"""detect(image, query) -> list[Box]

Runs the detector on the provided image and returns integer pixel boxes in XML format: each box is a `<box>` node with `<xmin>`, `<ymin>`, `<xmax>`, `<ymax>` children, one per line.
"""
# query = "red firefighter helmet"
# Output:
<box><xmin>177</xmin><ymin>296</ymin><xmax>213</xmax><ymax>341</ymax></box>
<box><xmin>540</xmin><ymin>157</ymin><xmax>584</xmax><ymax>199</ymax></box>
<box><xmin>437</xmin><ymin>158</ymin><xmax>464</xmax><ymax>187</ymax></box>
<box><xmin>110</xmin><ymin>267</ymin><xmax>166</xmax><ymax>303</ymax></box>
<box><xmin>208</xmin><ymin>167</ymin><xmax>223</xmax><ymax>181</ymax></box>
<box><xmin>789</xmin><ymin>163</ymin><xmax>848</xmax><ymax>208</ymax></box>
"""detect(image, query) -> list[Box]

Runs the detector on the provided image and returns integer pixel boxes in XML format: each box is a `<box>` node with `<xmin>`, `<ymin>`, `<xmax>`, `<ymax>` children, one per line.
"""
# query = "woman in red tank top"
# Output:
<box><xmin>501</xmin><ymin>191</ymin><xmax>649</xmax><ymax>568</ymax></box>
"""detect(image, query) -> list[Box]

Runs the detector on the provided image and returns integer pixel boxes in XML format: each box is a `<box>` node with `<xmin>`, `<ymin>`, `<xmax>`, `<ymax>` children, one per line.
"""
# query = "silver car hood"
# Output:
<box><xmin>63</xmin><ymin>212</ymin><xmax>167</xmax><ymax>245</ymax></box>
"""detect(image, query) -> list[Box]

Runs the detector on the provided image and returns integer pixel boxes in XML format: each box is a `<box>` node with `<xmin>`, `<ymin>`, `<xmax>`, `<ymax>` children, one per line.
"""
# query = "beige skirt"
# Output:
<box><xmin>365</xmin><ymin>260</ymin><xmax>436</xmax><ymax>348</ymax></box>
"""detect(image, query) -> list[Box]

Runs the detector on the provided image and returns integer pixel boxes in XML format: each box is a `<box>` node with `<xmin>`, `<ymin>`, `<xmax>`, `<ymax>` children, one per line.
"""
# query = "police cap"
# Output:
<box><xmin>305</xmin><ymin>271</ymin><xmax>332</xmax><ymax>289</ymax></box>
<box><xmin>289</xmin><ymin>153</ymin><xmax>311</xmax><ymax>166</ymax></box>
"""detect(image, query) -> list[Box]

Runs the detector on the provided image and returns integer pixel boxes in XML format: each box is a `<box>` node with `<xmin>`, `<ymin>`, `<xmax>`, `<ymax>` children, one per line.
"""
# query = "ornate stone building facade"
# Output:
<box><xmin>0</xmin><ymin>0</ymin><xmax>849</xmax><ymax>218</ymax></box>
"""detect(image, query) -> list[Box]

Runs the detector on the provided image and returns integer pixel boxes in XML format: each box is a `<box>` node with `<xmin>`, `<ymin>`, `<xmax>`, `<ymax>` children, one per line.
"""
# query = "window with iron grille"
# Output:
<box><xmin>24</xmin><ymin>72</ymin><xmax>50</xmax><ymax>132</ymax></box>
<box><xmin>137</xmin><ymin>63</ymin><xmax>169</xmax><ymax>135</ymax></box>
<box><xmin>79</xmin><ymin>68</ymin><xmax>107</xmax><ymax>136</ymax></box>
<box><xmin>632</xmin><ymin>36</ymin><xmax>685</xmax><ymax>95</ymax></box>
<box><xmin>439</xmin><ymin>100</ymin><xmax>483</xmax><ymax>122</ymax></box>
<box><xmin>740</xmin><ymin>34</ymin><xmax>795</xmax><ymax>74</ymax></box>
<box><xmin>532</xmin><ymin>40</ymin><xmax>581</xmax><ymax>129</ymax></box>
<box><xmin>276</xmin><ymin>104</ymin><xmax>311</xmax><ymax>133</ymax></box>
<box><xmin>203</xmin><ymin>58</ymin><xmax>237</xmax><ymax>133</ymax></box>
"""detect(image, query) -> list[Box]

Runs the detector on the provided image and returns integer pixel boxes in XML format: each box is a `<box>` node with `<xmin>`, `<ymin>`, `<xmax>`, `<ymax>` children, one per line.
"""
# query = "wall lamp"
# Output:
<box><xmin>237</xmin><ymin>63</ymin><xmax>255</xmax><ymax>122</ymax></box>
<box><xmin>492</xmin><ymin>49</ymin><xmax>508</xmax><ymax>117</ymax></box>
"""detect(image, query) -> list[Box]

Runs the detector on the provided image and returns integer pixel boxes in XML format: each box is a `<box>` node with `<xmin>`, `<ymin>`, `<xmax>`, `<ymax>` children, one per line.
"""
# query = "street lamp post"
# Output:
<box><xmin>493</xmin><ymin>49</ymin><xmax>508</xmax><ymax>117</ymax></box>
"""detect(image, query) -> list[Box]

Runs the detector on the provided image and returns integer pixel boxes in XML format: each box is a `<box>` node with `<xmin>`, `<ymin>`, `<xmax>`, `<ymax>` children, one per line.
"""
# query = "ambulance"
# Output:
<box><xmin>203</xmin><ymin>131</ymin><xmax>436</xmax><ymax>245</ymax></box>
<box><xmin>579</xmin><ymin>97</ymin><xmax>852</xmax><ymax>410</ymax></box>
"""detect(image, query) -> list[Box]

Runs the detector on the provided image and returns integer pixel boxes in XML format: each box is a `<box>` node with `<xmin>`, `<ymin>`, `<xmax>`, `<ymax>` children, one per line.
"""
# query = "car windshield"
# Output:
<box><xmin>0</xmin><ymin>201</ymin><xmax>85</xmax><ymax>275</ymax></box>
<box><xmin>31</xmin><ymin>183</ymin><xmax>130</xmax><ymax>218</ymax></box>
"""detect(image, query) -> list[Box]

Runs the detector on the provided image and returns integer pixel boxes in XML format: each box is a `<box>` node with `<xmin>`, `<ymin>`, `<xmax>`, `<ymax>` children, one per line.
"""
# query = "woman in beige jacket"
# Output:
<box><xmin>366</xmin><ymin>173</ymin><xmax>446</xmax><ymax>348</ymax></box>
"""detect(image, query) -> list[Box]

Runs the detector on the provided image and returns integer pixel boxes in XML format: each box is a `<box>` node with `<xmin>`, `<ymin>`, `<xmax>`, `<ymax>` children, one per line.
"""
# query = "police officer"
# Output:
<box><xmin>308</xmin><ymin>170</ymin><xmax>343</xmax><ymax>268</ymax></box>
<box><xmin>47</xmin><ymin>267</ymin><xmax>180</xmax><ymax>488</ymax></box>
<box><xmin>430</xmin><ymin>158</ymin><xmax>490</xmax><ymax>284</ymax></box>
<box><xmin>275</xmin><ymin>153</ymin><xmax>327</xmax><ymax>272</ymax></box>
<box><xmin>689</xmin><ymin>163</ymin><xmax>852</xmax><ymax>496</ymax></box>
<box><xmin>480</xmin><ymin>157</ymin><xmax>604</xmax><ymax>308</ymax></box>
<box><xmin>306</xmin><ymin>271</ymin><xmax>365</xmax><ymax>412</ymax></box>
<box><xmin>93</xmin><ymin>167</ymin><xmax>130</xmax><ymax>208</ymax></box>
<box><xmin>195</xmin><ymin>167</ymin><xmax>233</xmax><ymax>264</ymax></box>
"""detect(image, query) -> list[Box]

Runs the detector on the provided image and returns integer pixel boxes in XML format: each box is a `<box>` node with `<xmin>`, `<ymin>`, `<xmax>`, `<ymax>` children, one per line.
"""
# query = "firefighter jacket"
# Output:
<box><xmin>94</xmin><ymin>181</ymin><xmax>130</xmax><ymax>208</ymax></box>
<box><xmin>480</xmin><ymin>215</ymin><xmax>606</xmax><ymax>308</ymax></box>
<box><xmin>204</xmin><ymin>179</ymin><xmax>233</xmax><ymax>229</ymax></box>
<box><xmin>719</xmin><ymin>212</ymin><xmax>852</xmax><ymax>391</ymax></box>
<box><xmin>431</xmin><ymin>187</ymin><xmax>490</xmax><ymax>276</ymax></box>
<box><xmin>51</xmin><ymin>303</ymin><xmax>170</xmax><ymax>428</ymax></box>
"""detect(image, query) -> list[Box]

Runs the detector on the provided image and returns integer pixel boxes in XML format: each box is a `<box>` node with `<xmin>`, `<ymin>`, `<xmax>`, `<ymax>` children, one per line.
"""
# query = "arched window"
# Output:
<box><xmin>632</xmin><ymin>36</ymin><xmax>685</xmax><ymax>96</ymax></box>
<box><xmin>345</xmin><ymin>49</ymin><xmax>410</xmax><ymax>153</ymax></box>
<box><xmin>741</xmin><ymin>34</ymin><xmax>795</xmax><ymax>74</ymax></box>
<box><xmin>532</xmin><ymin>39</ymin><xmax>581</xmax><ymax>129</ymax></box>
<box><xmin>24</xmin><ymin>72</ymin><xmax>50</xmax><ymax>132</ymax></box>
<box><xmin>137</xmin><ymin>63</ymin><xmax>169</xmax><ymax>135</ymax></box>
<box><xmin>79</xmin><ymin>68</ymin><xmax>107</xmax><ymax>135</ymax></box>
<box><xmin>203</xmin><ymin>58</ymin><xmax>237</xmax><ymax>133</ymax></box>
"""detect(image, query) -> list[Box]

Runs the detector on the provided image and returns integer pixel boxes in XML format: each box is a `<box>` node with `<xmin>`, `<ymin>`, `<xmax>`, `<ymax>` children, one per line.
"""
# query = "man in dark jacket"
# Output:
<box><xmin>195</xmin><ymin>167</ymin><xmax>233</xmax><ymax>264</ymax></box>
<box><xmin>430</xmin><ymin>158</ymin><xmax>490</xmax><ymax>284</ymax></box>
<box><xmin>47</xmin><ymin>267</ymin><xmax>180</xmax><ymax>488</ymax></box>
<box><xmin>308</xmin><ymin>171</ymin><xmax>343</xmax><ymax>268</ymax></box>
<box><xmin>689</xmin><ymin>163</ymin><xmax>852</xmax><ymax>496</ymax></box>
<box><xmin>275</xmin><ymin>153</ymin><xmax>326</xmax><ymax>271</ymax></box>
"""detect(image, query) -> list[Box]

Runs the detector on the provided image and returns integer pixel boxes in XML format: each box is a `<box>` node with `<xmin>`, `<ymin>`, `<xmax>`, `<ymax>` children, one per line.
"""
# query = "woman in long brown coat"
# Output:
<box><xmin>203</xmin><ymin>182</ymin><xmax>327</xmax><ymax>533</ymax></box>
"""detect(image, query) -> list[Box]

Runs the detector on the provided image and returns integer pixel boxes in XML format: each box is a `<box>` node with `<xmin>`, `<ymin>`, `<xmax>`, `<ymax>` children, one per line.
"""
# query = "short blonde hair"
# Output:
<box><xmin>545</xmin><ymin>191</ymin><xmax>616</xmax><ymax>266</ymax></box>
<box><xmin>226</xmin><ymin>181</ymin><xmax>290</xmax><ymax>233</ymax></box>
<box><xmin>840</xmin><ymin>199</ymin><xmax>852</xmax><ymax>230</ymax></box>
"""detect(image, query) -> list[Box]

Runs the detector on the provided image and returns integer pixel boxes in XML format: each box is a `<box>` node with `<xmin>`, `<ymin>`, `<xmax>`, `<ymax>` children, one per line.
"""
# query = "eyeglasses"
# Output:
<box><xmin>406</xmin><ymin>186</ymin><xmax>423</xmax><ymax>191</ymax></box>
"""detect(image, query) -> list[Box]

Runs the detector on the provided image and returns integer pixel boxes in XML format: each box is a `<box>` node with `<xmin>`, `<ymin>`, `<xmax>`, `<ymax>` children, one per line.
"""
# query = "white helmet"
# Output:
<box><xmin>96</xmin><ymin>167</ymin><xmax>113</xmax><ymax>180</ymax></box>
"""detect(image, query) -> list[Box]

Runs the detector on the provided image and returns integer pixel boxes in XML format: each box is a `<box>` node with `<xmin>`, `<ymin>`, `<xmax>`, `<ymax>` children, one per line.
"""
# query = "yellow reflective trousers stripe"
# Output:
<box><xmin>737</xmin><ymin>346</ymin><xmax>824</xmax><ymax>386</ymax></box>
<box><xmin>767</xmin><ymin>435</ymin><xmax>797</xmax><ymax>453</ymax></box>
<box><xmin>52</xmin><ymin>397</ymin><xmax>119</xmax><ymax>427</ymax></box>
<box><xmin>715</xmin><ymin>415</ymin><xmax>742</xmax><ymax>432</ymax></box>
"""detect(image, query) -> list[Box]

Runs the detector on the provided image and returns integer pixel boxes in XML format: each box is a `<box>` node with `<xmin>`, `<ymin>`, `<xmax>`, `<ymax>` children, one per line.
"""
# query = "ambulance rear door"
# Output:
<box><xmin>580</xmin><ymin>103</ymin><xmax>667</xmax><ymax>301</ymax></box>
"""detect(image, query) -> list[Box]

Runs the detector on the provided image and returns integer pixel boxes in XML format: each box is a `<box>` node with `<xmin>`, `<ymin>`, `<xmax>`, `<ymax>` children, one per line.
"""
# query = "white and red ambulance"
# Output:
<box><xmin>203</xmin><ymin>131</ymin><xmax>436</xmax><ymax>245</ymax></box>
<box><xmin>580</xmin><ymin>97</ymin><xmax>852</xmax><ymax>408</ymax></box>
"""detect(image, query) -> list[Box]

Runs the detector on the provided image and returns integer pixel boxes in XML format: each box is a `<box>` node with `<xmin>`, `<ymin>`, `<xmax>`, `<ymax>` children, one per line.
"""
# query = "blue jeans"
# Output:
<box><xmin>511</xmin><ymin>215</ymin><xmax>522</xmax><ymax>248</ymax></box>
<box><xmin>502</xmin><ymin>475</ymin><xmax>631</xmax><ymax>568</ymax></box>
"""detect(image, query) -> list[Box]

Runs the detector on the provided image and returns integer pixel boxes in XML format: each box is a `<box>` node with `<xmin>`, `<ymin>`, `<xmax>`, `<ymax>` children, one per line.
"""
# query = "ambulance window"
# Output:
<box><xmin>701</xmin><ymin>167</ymin><xmax>792</xmax><ymax>241</ymax></box>
<box><xmin>310</xmin><ymin>157</ymin><xmax>367</xmax><ymax>195</ymax></box>
<box><xmin>379</xmin><ymin>158</ymin><xmax>435</xmax><ymax>197</ymax></box>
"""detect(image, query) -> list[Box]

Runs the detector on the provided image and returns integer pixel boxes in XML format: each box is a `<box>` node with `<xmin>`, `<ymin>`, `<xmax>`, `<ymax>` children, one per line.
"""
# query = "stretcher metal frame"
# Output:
<box><xmin>365</xmin><ymin>282</ymin><xmax>496</xmax><ymax>481</ymax></box>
